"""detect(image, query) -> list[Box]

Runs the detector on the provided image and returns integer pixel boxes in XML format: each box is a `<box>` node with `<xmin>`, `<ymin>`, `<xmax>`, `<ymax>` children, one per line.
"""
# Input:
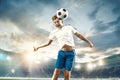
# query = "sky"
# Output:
<box><xmin>0</xmin><ymin>0</ymin><xmax>120</xmax><ymax>64</ymax></box>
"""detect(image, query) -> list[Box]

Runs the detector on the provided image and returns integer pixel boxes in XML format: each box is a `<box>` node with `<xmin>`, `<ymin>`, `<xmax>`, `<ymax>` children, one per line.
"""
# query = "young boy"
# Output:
<box><xmin>34</xmin><ymin>15</ymin><xmax>93</xmax><ymax>80</ymax></box>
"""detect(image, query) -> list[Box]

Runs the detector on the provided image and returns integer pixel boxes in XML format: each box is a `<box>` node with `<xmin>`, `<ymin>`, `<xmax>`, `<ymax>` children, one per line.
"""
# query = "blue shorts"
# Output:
<box><xmin>55</xmin><ymin>50</ymin><xmax>75</xmax><ymax>71</ymax></box>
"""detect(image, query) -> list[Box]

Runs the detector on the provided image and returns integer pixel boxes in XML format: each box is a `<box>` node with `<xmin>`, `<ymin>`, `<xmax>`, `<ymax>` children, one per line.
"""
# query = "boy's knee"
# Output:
<box><xmin>64</xmin><ymin>70</ymin><xmax>71</xmax><ymax>80</ymax></box>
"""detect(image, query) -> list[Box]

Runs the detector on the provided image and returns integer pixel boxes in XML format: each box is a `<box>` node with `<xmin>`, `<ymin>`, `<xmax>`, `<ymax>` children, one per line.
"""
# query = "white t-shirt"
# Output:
<box><xmin>49</xmin><ymin>25</ymin><xmax>78</xmax><ymax>49</ymax></box>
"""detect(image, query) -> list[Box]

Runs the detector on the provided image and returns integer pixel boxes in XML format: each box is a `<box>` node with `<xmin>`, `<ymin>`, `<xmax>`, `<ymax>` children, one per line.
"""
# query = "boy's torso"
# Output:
<box><xmin>54</xmin><ymin>26</ymin><xmax>75</xmax><ymax>50</ymax></box>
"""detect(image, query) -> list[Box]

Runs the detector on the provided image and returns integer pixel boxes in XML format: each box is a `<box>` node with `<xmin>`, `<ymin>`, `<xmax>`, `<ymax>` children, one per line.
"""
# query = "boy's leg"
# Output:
<box><xmin>64</xmin><ymin>70</ymin><xmax>71</xmax><ymax>80</ymax></box>
<box><xmin>52</xmin><ymin>68</ymin><xmax>61</xmax><ymax>80</ymax></box>
<box><xmin>64</xmin><ymin>50</ymin><xmax>75</xmax><ymax>80</ymax></box>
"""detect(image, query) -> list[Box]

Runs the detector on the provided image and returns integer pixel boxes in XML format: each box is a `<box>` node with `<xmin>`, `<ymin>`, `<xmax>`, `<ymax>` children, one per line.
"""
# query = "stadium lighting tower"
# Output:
<box><xmin>6</xmin><ymin>56</ymin><xmax>11</xmax><ymax>61</ymax></box>
<box><xmin>98</xmin><ymin>59</ymin><xmax>104</xmax><ymax>66</ymax></box>
<box><xmin>87</xmin><ymin>62</ymin><xmax>93</xmax><ymax>71</ymax></box>
<box><xmin>11</xmin><ymin>69</ymin><xmax>15</xmax><ymax>74</ymax></box>
<box><xmin>74</xmin><ymin>64</ymin><xmax>81</xmax><ymax>70</ymax></box>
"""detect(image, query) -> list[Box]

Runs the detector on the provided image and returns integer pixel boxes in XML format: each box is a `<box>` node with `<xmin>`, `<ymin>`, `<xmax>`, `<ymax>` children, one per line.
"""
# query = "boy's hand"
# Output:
<box><xmin>89</xmin><ymin>42</ymin><xmax>94</xmax><ymax>48</ymax></box>
<box><xmin>33</xmin><ymin>46</ymin><xmax>38</xmax><ymax>51</ymax></box>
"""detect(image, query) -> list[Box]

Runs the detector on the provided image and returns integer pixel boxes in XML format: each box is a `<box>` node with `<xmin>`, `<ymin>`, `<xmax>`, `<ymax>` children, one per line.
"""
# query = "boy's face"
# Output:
<box><xmin>53</xmin><ymin>19</ymin><xmax>63</xmax><ymax>28</ymax></box>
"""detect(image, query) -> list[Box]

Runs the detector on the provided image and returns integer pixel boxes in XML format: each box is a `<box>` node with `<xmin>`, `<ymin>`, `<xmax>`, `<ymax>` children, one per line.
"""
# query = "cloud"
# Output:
<box><xmin>90</xmin><ymin>32</ymin><xmax>120</xmax><ymax>51</ymax></box>
<box><xmin>37</xmin><ymin>0</ymin><xmax>60</xmax><ymax>6</ymax></box>
<box><xmin>92</xmin><ymin>21</ymin><xmax>109</xmax><ymax>33</ymax></box>
<box><xmin>88</xmin><ymin>0</ymin><xmax>103</xmax><ymax>20</ymax></box>
<box><xmin>0</xmin><ymin>0</ymin><xmax>61</xmax><ymax>52</ymax></box>
<box><xmin>0</xmin><ymin>0</ymin><xmax>60</xmax><ymax>32</ymax></box>
<box><xmin>0</xmin><ymin>0</ymin><xmax>120</xmax><ymax>63</ymax></box>
<box><xmin>84</xmin><ymin>0</ymin><xmax>120</xmax><ymax>53</ymax></box>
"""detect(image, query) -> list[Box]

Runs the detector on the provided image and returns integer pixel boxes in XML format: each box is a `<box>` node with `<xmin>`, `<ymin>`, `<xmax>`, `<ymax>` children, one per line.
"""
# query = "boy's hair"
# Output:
<box><xmin>52</xmin><ymin>14</ymin><xmax>63</xmax><ymax>24</ymax></box>
<box><xmin>52</xmin><ymin>15</ymin><xmax>58</xmax><ymax>21</ymax></box>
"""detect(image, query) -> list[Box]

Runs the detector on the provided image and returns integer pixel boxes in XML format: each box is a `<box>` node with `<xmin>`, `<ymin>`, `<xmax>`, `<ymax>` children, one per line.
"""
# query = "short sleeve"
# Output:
<box><xmin>69</xmin><ymin>26</ymin><xmax>78</xmax><ymax>34</ymax></box>
<box><xmin>48</xmin><ymin>31</ymin><xmax>55</xmax><ymax>40</ymax></box>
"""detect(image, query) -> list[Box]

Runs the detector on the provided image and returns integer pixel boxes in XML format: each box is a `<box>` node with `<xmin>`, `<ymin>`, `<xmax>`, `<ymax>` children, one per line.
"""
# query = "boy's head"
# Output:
<box><xmin>52</xmin><ymin>15</ymin><xmax>63</xmax><ymax>28</ymax></box>
<box><xmin>52</xmin><ymin>15</ymin><xmax>58</xmax><ymax>21</ymax></box>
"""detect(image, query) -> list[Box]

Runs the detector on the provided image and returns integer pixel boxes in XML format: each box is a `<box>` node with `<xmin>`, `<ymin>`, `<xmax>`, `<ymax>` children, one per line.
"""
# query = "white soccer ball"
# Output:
<box><xmin>56</xmin><ymin>8</ymin><xmax>68</xmax><ymax>20</ymax></box>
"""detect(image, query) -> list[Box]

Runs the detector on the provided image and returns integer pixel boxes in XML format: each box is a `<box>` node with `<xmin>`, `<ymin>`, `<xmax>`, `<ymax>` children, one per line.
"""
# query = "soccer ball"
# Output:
<box><xmin>56</xmin><ymin>8</ymin><xmax>68</xmax><ymax>20</ymax></box>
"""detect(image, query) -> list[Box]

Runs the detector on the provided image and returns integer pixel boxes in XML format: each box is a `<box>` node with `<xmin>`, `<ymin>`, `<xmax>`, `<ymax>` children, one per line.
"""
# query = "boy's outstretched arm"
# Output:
<box><xmin>34</xmin><ymin>39</ymin><xmax>53</xmax><ymax>51</ymax></box>
<box><xmin>75</xmin><ymin>32</ymin><xmax>93</xmax><ymax>48</ymax></box>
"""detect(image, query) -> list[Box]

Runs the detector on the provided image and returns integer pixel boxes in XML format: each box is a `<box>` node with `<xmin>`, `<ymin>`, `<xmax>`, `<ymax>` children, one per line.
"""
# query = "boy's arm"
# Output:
<box><xmin>34</xmin><ymin>39</ymin><xmax>53</xmax><ymax>51</ymax></box>
<box><xmin>74</xmin><ymin>32</ymin><xmax>93</xmax><ymax>48</ymax></box>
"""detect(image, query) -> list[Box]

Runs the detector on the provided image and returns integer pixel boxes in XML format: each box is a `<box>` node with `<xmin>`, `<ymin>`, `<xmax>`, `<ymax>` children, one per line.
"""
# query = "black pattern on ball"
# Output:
<box><xmin>64</xmin><ymin>14</ymin><xmax>67</xmax><ymax>18</ymax></box>
<box><xmin>63</xmin><ymin>9</ymin><xmax>66</xmax><ymax>12</ymax></box>
<box><xmin>58</xmin><ymin>12</ymin><xmax>61</xmax><ymax>16</ymax></box>
<box><xmin>58</xmin><ymin>18</ymin><xmax>62</xmax><ymax>20</ymax></box>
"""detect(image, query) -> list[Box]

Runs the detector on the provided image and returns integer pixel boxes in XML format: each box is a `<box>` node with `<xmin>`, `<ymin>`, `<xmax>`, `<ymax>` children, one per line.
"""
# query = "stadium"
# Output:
<box><xmin>0</xmin><ymin>0</ymin><xmax>120</xmax><ymax>80</ymax></box>
<box><xmin>0</xmin><ymin>48</ymin><xmax>120</xmax><ymax>80</ymax></box>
